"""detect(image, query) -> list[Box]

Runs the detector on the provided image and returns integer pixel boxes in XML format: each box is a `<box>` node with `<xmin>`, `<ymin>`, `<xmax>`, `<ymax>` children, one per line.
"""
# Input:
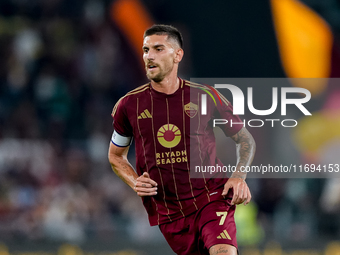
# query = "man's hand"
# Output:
<box><xmin>222</xmin><ymin>178</ymin><xmax>251</xmax><ymax>205</ymax></box>
<box><xmin>134</xmin><ymin>172</ymin><xmax>158</xmax><ymax>197</ymax></box>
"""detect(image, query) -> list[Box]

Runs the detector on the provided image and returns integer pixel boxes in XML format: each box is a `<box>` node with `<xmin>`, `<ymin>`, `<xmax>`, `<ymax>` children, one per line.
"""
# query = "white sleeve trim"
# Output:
<box><xmin>111</xmin><ymin>130</ymin><xmax>132</xmax><ymax>147</ymax></box>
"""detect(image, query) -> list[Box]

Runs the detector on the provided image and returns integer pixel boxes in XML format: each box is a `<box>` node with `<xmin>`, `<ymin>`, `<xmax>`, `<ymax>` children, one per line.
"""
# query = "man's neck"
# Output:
<box><xmin>150</xmin><ymin>75</ymin><xmax>180</xmax><ymax>95</ymax></box>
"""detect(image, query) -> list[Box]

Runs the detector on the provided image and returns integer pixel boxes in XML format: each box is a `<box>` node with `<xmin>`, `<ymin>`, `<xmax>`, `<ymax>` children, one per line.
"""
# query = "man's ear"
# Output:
<box><xmin>174</xmin><ymin>48</ymin><xmax>184</xmax><ymax>63</ymax></box>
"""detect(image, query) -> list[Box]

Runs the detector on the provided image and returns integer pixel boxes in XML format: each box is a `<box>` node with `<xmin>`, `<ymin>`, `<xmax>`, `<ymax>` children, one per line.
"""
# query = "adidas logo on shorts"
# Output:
<box><xmin>217</xmin><ymin>230</ymin><xmax>231</xmax><ymax>240</ymax></box>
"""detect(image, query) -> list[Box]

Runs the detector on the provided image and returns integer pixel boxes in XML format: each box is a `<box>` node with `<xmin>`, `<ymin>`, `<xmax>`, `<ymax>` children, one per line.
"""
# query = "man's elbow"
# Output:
<box><xmin>250</xmin><ymin>135</ymin><xmax>256</xmax><ymax>153</ymax></box>
<box><xmin>108</xmin><ymin>143</ymin><xmax>118</xmax><ymax>166</ymax></box>
<box><xmin>245</xmin><ymin>131</ymin><xmax>256</xmax><ymax>159</ymax></box>
<box><xmin>249</xmin><ymin>132</ymin><xmax>256</xmax><ymax>147</ymax></box>
<box><xmin>238</xmin><ymin>128</ymin><xmax>256</xmax><ymax>155</ymax></box>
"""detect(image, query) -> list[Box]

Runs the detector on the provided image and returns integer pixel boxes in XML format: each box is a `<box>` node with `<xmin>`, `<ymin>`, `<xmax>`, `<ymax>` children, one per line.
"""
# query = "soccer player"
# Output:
<box><xmin>108</xmin><ymin>24</ymin><xmax>255</xmax><ymax>255</ymax></box>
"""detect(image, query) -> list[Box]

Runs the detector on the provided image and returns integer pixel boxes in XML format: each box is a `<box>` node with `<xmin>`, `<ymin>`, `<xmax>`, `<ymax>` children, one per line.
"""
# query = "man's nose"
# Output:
<box><xmin>146</xmin><ymin>51</ymin><xmax>155</xmax><ymax>60</ymax></box>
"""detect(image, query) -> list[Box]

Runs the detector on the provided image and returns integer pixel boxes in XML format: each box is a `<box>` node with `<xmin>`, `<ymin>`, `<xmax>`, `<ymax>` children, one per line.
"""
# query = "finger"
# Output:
<box><xmin>233</xmin><ymin>182</ymin><xmax>247</xmax><ymax>205</ymax></box>
<box><xmin>136</xmin><ymin>172</ymin><xmax>150</xmax><ymax>180</ymax></box>
<box><xmin>135</xmin><ymin>186</ymin><xmax>158</xmax><ymax>193</ymax></box>
<box><xmin>231</xmin><ymin>185</ymin><xmax>239</xmax><ymax>205</ymax></box>
<box><xmin>137</xmin><ymin>172</ymin><xmax>158</xmax><ymax>187</ymax></box>
<box><xmin>135</xmin><ymin>186</ymin><xmax>157</xmax><ymax>195</ymax></box>
<box><xmin>233</xmin><ymin>194</ymin><xmax>244</xmax><ymax>205</ymax></box>
<box><xmin>222</xmin><ymin>183</ymin><xmax>231</xmax><ymax>196</ymax></box>
<box><xmin>135</xmin><ymin>182</ymin><xmax>154</xmax><ymax>188</ymax></box>
<box><xmin>136</xmin><ymin>186</ymin><xmax>158</xmax><ymax>196</ymax></box>
<box><xmin>239</xmin><ymin>183</ymin><xmax>250</xmax><ymax>204</ymax></box>
<box><xmin>239</xmin><ymin>183</ymin><xmax>250</xmax><ymax>205</ymax></box>
<box><xmin>244</xmin><ymin>188</ymin><xmax>251</xmax><ymax>205</ymax></box>
<box><xmin>134</xmin><ymin>180</ymin><xmax>158</xmax><ymax>190</ymax></box>
<box><xmin>136</xmin><ymin>190</ymin><xmax>158</xmax><ymax>197</ymax></box>
<box><xmin>136</xmin><ymin>173</ymin><xmax>148</xmax><ymax>181</ymax></box>
<box><xmin>144</xmin><ymin>178</ymin><xmax>158</xmax><ymax>187</ymax></box>
<box><xmin>238</xmin><ymin>184</ymin><xmax>246</xmax><ymax>203</ymax></box>
<box><xmin>238</xmin><ymin>195</ymin><xmax>247</xmax><ymax>205</ymax></box>
<box><xmin>231</xmin><ymin>196</ymin><xmax>237</xmax><ymax>205</ymax></box>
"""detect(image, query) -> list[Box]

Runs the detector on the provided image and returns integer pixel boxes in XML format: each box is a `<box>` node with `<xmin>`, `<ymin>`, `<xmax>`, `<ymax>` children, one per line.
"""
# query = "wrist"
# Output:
<box><xmin>230</xmin><ymin>172</ymin><xmax>246</xmax><ymax>180</ymax></box>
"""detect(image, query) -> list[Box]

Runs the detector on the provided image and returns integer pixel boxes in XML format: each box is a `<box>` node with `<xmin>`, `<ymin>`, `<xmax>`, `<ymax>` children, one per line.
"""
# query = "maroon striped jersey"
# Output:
<box><xmin>111</xmin><ymin>78</ymin><xmax>242</xmax><ymax>226</ymax></box>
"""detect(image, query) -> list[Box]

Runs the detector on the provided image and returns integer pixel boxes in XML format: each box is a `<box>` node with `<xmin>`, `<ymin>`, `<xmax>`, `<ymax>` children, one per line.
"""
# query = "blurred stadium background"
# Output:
<box><xmin>0</xmin><ymin>0</ymin><xmax>340</xmax><ymax>254</ymax></box>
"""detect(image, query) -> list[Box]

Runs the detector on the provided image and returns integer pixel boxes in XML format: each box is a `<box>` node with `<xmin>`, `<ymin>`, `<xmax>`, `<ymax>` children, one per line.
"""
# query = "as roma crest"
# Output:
<box><xmin>184</xmin><ymin>102</ymin><xmax>198</xmax><ymax>118</ymax></box>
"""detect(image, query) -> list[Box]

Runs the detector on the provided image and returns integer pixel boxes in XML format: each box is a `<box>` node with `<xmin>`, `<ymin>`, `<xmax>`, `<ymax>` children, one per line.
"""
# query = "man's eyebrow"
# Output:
<box><xmin>153</xmin><ymin>44</ymin><xmax>165</xmax><ymax>48</ymax></box>
<box><xmin>143</xmin><ymin>44</ymin><xmax>165</xmax><ymax>50</ymax></box>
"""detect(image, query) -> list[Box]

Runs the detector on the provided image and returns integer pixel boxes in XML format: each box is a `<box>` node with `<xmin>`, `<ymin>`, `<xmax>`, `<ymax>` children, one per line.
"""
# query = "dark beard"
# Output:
<box><xmin>147</xmin><ymin>72</ymin><xmax>164</xmax><ymax>83</ymax></box>
<box><xmin>151</xmin><ymin>76</ymin><xmax>163</xmax><ymax>83</ymax></box>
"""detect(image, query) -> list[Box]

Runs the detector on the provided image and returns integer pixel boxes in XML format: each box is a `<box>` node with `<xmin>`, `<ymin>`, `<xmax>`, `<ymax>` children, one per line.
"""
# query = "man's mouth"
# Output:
<box><xmin>147</xmin><ymin>64</ymin><xmax>158</xmax><ymax>70</ymax></box>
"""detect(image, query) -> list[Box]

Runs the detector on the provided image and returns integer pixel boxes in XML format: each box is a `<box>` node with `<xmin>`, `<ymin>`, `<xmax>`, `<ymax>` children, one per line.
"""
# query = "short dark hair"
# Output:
<box><xmin>144</xmin><ymin>24</ymin><xmax>183</xmax><ymax>48</ymax></box>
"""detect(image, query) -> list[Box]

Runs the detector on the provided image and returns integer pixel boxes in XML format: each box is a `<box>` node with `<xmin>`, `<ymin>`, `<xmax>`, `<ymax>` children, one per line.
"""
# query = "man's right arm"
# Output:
<box><xmin>108</xmin><ymin>142</ymin><xmax>157</xmax><ymax>196</ymax></box>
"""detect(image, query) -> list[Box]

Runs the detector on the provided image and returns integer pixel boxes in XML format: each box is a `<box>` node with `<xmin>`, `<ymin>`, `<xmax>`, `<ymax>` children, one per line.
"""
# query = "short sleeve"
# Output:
<box><xmin>111</xmin><ymin>97</ymin><xmax>133</xmax><ymax>137</ymax></box>
<box><xmin>213</xmin><ymin>92</ymin><xmax>243</xmax><ymax>137</ymax></box>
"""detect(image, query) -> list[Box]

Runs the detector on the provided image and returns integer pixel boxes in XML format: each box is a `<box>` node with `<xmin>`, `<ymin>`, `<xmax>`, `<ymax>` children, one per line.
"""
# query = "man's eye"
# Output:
<box><xmin>143</xmin><ymin>49</ymin><xmax>149</xmax><ymax>53</ymax></box>
<box><xmin>157</xmin><ymin>48</ymin><xmax>163</xmax><ymax>51</ymax></box>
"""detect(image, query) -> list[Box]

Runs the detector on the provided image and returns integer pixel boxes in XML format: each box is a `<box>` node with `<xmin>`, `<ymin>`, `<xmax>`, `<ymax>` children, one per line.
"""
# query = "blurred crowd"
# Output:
<box><xmin>0</xmin><ymin>0</ymin><xmax>152</xmax><ymax>243</ymax></box>
<box><xmin>0</xmin><ymin>0</ymin><xmax>339</xmax><ymax>248</ymax></box>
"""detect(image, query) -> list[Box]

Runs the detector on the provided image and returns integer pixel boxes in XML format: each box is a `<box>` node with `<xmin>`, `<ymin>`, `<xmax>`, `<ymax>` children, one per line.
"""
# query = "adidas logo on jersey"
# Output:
<box><xmin>217</xmin><ymin>230</ymin><xmax>231</xmax><ymax>240</ymax></box>
<box><xmin>138</xmin><ymin>109</ymin><xmax>152</xmax><ymax>119</ymax></box>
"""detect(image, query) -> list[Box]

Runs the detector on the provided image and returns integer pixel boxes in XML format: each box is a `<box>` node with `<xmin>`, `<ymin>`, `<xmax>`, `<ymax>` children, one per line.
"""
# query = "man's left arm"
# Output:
<box><xmin>222</xmin><ymin>127</ymin><xmax>256</xmax><ymax>205</ymax></box>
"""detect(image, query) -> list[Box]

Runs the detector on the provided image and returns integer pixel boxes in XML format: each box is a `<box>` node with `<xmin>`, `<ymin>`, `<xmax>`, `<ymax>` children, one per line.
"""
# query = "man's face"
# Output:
<box><xmin>142</xmin><ymin>34</ymin><xmax>179</xmax><ymax>82</ymax></box>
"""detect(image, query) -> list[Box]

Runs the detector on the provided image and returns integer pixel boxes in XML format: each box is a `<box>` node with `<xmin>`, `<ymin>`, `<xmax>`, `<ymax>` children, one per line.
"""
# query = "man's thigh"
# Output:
<box><xmin>159</xmin><ymin>200</ymin><xmax>238</xmax><ymax>255</ymax></box>
<box><xmin>197</xmin><ymin>200</ymin><xmax>238</xmax><ymax>252</ymax></box>
<box><xmin>159</xmin><ymin>214</ymin><xmax>200</xmax><ymax>255</ymax></box>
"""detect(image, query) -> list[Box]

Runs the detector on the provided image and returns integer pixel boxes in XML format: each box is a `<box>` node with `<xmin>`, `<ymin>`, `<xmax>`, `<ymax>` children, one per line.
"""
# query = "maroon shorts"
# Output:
<box><xmin>159</xmin><ymin>200</ymin><xmax>237</xmax><ymax>255</ymax></box>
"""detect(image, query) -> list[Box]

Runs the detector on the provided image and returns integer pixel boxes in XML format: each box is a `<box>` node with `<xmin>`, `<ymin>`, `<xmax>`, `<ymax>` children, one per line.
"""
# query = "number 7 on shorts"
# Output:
<box><xmin>216</xmin><ymin>212</ymin><xmax>228</xmax><ymax>225</ymax></box>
